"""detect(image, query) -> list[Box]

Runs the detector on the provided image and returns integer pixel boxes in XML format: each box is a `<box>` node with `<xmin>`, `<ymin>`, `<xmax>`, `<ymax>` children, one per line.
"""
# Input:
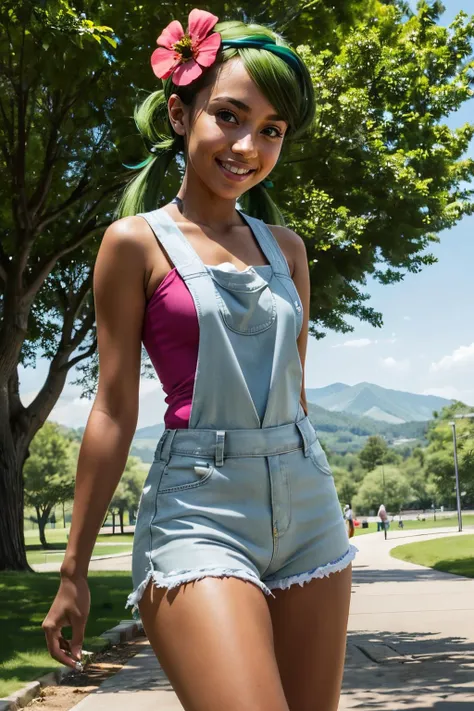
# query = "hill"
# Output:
<box><xmin>307</xmin><ymin>403</ymin><xmax>427</xmax><ymax>454</ymax></box>
<box><xmin>306</xmin><ymin>382</ymin><xmax>451</xmax><ymax>423</ymax></box>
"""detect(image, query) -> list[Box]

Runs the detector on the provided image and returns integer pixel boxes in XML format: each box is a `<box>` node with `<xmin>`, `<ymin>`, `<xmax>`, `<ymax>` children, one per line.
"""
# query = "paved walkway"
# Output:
<box><xmin>68</xmin><ymin>528</ymin><xmax>474</xmax><ymax>710</ymax></box>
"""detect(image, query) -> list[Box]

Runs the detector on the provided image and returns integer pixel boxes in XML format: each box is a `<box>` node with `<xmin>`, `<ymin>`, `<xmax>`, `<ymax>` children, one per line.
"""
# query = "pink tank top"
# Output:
<box><xmin>143</xmin><ymin>267</ymin><xmax>198</xmax><ymax>429</ymax></box>
<box><xmin>143</xmin><ymin>260</ymin><xmax>272</xmax><ymax>429</ymax></box>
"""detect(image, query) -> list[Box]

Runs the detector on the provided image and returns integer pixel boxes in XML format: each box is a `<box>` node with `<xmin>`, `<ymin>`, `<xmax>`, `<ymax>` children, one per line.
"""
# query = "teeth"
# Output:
<box><xmin>221</xmin><ymin>161</ymin><xmax>252</xmax><ymax>175</ymax></box>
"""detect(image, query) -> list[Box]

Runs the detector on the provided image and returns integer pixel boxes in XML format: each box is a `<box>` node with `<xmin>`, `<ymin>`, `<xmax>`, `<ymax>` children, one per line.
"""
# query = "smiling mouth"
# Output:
<box><xmin>216</xmin><ymin>159</ymin><xmax>256</xmax><ymax>178</ymax></box>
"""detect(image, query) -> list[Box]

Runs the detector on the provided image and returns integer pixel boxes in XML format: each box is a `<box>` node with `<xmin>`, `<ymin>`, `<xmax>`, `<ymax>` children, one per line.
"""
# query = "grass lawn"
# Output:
<box><xmin>352</xmin><ymin>515</ymin><xmax>474</xmax><ymax>538</ymax></box>
<box><xmin>391</xmin><ymin>535</ymin><xmax>474</xmax><ymax>578</ymax></box>
<box><xmin>25</xmin><ymin>529</ymin><xmax>135</xmax><ymax>545</ymax></box>
<box><xmin>24</xmin><ymin>529</ymin><xmax>134</xmax><ymax>566</ymax></box>
<box><xmin>354</xmin><ymin>523</ymin><xmax>377</xmax><ymax>536</ymax></box>
<box><xmin>0</xmin><ymin>571</ymin><xmax>134</xmax><ymax>698</ymax></box>
<box><xmin>27</xmin><ymin>544</ymin><xmax>133</xmax><ymax>566</ymax></box>
<box><xmin>399</xmin><ymin>514</ymin><xmax>474</xmax><ymax>531</ymax></box>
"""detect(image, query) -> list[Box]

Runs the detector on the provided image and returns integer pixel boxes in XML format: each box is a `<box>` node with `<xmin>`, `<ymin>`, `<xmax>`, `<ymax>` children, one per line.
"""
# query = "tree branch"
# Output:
<box><xmin>14</xmin><ymin>23</ymin><xmax>31</xmax><ymax>233</ymax></box>
<box><xmin>58</xmin><ymin>271</ymin><xmax>94</xmax><ymax>347</ymax></box>
<box><xmin>27</xmin><ymin>90</ymin><xmax>62</xmax><ymax>219</ymax></box>
<box><xmin>66</xmin><ymin>337</ymin><xmax>97</xmax><ymax>371</ymax></box>
<box><xmin>36</xmin><ymin>172</ymin><xmax>128</xmax><ymax>233</ymax></box>
<box><xmin>24</xmin><ymin>304</ymin><xmax>96</xmax><ymax>433</ymax></box>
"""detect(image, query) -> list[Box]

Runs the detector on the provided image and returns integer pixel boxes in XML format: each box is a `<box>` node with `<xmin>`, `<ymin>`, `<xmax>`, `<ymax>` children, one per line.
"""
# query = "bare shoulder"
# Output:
<box><xmin>98</xmin><ymin>215</ymin><xmax>150</xmax><ymax>263</ymax></box>
<box><xmin>267</xmin><ymin>224</ymin><xmax>307</xmax><ymax>276</ymax></box>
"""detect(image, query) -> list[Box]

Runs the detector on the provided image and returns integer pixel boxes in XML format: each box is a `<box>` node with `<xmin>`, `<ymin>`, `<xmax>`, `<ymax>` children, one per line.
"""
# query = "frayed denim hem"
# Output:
<box><xmin>126</xmin><ymin>565</ymin><xmax>274</xmax><ymax>614</ymax></box>
<box><xmin>265</xmin><ymin>543</ymin><xmax>358</xmax><ymax>592</ymax></box>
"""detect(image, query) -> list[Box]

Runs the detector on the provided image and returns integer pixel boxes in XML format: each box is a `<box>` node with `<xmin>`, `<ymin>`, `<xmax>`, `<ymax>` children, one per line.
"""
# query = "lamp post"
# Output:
<box><xmin>450</xmin><ymin>413</ymin><xmax>474</xmax><ymax>533</ymax></box>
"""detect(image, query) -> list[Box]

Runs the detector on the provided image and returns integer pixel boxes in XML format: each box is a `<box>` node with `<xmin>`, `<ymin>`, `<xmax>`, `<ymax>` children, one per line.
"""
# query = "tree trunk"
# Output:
<box><xmin>0</xmin><ymin>388</ymin><xmax>31</xmax><ymax>571</ymax></box>
<box><xmin>112</xmin><ymin>511</ymin><xmax>116</xmax><ymax>535</ymax></box>
<box><xmin>119</xmin><ymin>509</ymin><xmax>124</xmax><ymax>535</ymax></box>
<box><xmin>0</xmin><ymin>439</ymin><xmax>29</xmax><ymax>570</ymax></box>
<box><xmin>36</xmin><ymin>505</ymin><xmax>52</xmax><ymax>549</ymax></box>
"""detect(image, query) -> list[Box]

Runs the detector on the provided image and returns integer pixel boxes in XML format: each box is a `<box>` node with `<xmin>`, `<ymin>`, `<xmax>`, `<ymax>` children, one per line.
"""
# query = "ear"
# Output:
<box><xmin>168</xmin><ymin>94</ymin><xmax>187</xmax><ymax>137</ymax></box>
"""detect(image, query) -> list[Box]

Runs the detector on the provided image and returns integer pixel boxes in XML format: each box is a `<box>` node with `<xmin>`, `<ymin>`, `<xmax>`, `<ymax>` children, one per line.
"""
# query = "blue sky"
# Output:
<box><xmin>19</xmin><ymin>1</ymin><xmax>474</xmax><ymax>428</ymax></box>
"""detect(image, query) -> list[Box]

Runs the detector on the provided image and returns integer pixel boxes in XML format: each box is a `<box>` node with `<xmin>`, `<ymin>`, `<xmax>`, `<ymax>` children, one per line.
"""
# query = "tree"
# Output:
<box><xmin>0</xmin><ymin>0</ymin><xmax>129</xmax><ymax>570</ymax></box>
<box><xmin>1</xmin><ymin>0</ymin><xmax>473</xmax><ymax>570</ymax></box>
<box><xmin>23</xmin><ymin>421</ymin><xmax>76</xmax><ymax>549</ymax></box>
<box><xmin>332</xmin><ymin>466</ymin><xmax>359</xmax><ymax>507</ymax></box>
<box><xmin>353</xmin><ymin>465</ymin><xmax>414</xmax><ymax>514</ymax></box>
<box><xmin>359</xmin><ymin>435</ymin><xmax>389</xmax><ymax>471</ymax></box>
<box><xmin>285</xmin><ymin>2</ymin><xmax>474</xmax><ymax>337</ymax></box>
<box><xmin>108</xmin><ymin>457</ymin><xmax>146</xmax><ymax>534</ymax></box>
<box><xmin>423</xmin><ymin>402</ymin><xmax>474</xmax><ymax>507</ymax></box>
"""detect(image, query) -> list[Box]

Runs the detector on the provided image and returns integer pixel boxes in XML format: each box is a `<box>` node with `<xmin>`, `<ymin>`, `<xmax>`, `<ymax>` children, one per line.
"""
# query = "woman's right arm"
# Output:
<box><xmin>42</xmin><ymin>217</ymin><xmax>148</xmax><ymax>668</ymax></box>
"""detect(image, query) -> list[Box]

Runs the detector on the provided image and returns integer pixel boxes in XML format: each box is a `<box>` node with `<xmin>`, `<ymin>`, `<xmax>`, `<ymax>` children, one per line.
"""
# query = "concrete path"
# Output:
<box><xmin>68</xmin><ymin>527</ymin><xmax>474</xmax><ymax>710</ymax></box>
<box><xmin>343</xmin><ymin>527</ymin><xmax>474</xmax><ymax>709</ymax></box>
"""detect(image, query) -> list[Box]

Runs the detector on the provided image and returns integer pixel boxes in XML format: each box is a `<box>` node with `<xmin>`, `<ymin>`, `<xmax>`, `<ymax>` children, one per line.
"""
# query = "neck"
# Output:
<box><xmin>175</xmin><ymin>173</ymin><xmax>242</xmax><ymax>231</ymax></box>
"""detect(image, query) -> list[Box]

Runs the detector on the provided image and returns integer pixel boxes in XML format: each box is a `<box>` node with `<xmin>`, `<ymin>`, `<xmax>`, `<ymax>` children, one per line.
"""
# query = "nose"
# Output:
<box><xmin>231</xmin><ymin>130</ymin><xmax>258</xmax><ymax>159</ymax></box>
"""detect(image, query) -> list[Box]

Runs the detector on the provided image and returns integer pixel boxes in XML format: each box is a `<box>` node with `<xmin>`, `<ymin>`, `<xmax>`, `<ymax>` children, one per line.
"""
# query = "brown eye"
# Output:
<box><xmin>217</xmin><ymin>110</ymin><xmax>238</xmax><ymax>124</ymax></box>
<box><xmin>264</xmin><ymin>126</ymin><xmax>284</xmax><ymax>139</ymax></box>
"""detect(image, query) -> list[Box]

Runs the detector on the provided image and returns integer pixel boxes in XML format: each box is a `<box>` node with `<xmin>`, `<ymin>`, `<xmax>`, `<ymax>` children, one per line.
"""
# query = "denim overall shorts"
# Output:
<box><xmin>127</xmin><ymin>207</ymin><xmax>356</xmax><ymax>610</ymax></box>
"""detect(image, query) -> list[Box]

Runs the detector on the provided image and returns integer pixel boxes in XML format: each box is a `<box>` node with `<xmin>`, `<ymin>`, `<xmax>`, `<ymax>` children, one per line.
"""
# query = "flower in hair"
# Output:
<box><xmin>151</xmin><ymin>9</ymin><xmax>221</xmax><ymax>86</ymax></box>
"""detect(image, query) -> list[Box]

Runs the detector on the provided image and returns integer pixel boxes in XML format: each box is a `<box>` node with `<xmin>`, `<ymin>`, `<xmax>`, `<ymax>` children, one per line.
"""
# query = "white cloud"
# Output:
<box><xmin>430</xmin><ymin>343</ymin><xmax>474</xmax><ymax>373</ymax></box>
<box><xmin>333</xmin><ymin>338</ymin><xmax>375</xmax><ymax>349</ymax></box>
<box><xmin>381</xmin><ymin>357</ymin><xmax>410</xmax><ymax>372</ymax></box>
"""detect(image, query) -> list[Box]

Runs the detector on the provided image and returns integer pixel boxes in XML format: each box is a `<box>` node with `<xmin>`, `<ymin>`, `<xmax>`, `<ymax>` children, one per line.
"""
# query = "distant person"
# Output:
<box><xmin>344</xmin><ymin>504</ymin><xmax>355</xmax><ymax>539</ymax></box>
<box><xmin>397</xmin><ymin>513</ymin><xmax>404</xmax><ymax>529</ymax></box>
<box><xmin>378</xmin><ymin>503</ymin><xmax>388</xmax><ymax>532</ymax></box>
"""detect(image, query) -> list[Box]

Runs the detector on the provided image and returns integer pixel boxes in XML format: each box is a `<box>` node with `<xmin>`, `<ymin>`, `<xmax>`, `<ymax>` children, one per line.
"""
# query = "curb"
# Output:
<box><xmin>0</xmin><ymin>619</ymin><xmax>144</xmax><ymax>710</ymax></box>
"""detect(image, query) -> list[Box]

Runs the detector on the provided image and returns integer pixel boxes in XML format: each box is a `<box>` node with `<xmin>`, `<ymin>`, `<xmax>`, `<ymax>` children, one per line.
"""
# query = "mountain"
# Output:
<box><xmin>130</xmin><ymin>393</ymin><xmax>430</xmax><ymax>461</ymax></box>
<box><xmin>305</xmin><ymin>382</ymin><xmax>452</xmax><ymax>423</ymax></box>
<box><xmin>133</xmin><ymin>423</ymin><xmax>165</xmax><ymax>440</ymax></box>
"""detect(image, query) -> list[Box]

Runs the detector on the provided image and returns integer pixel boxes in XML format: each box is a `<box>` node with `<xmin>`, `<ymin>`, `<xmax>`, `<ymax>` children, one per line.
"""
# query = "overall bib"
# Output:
<box><xmin>127</xmin><ymin>208</ymin><xmax>356</xmax><ymax>609</ymax></box>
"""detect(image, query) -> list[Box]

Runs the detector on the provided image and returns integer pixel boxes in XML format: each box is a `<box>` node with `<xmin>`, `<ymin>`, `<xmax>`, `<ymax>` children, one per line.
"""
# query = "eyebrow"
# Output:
<box><xmin>211</xmin><ymin>96</ymin><xmax>286</xmax><ymax>123</ymax></box>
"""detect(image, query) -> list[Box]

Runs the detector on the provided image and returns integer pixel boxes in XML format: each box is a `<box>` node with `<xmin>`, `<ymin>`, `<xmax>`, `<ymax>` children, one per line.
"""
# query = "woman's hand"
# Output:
<box><xmin>42</xmin><ymin>574</ymin><xmax>91</xmax><ymax>670</ymax></box>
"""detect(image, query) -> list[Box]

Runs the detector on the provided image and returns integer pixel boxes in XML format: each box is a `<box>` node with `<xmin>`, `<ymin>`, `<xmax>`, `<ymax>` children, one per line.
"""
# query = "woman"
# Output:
<box><xmin>43</xmin><ymin>11</ymin><xmax>357</xmax><ymax>711</ymax></box>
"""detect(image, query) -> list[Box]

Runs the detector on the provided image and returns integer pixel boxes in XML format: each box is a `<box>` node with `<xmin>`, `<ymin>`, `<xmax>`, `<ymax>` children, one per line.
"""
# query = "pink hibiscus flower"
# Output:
<box><xmin>151</xmin><ymin>9</ymin><xmax>221</xmax><ymax>86</ymax></box>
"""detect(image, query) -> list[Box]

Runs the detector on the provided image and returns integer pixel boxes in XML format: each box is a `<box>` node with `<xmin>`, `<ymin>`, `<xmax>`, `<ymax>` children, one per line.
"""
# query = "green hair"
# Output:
<box><xmin>117</xmin><ymin>20</ymin><xmax>315</xmax><ymax>225</ymax></box>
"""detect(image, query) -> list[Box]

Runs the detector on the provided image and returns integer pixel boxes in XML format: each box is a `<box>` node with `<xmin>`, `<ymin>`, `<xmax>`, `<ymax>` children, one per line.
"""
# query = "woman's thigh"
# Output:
<box><xmin>139</xmin><ymin>576</ymin><xmax>290</xmax><ymax>711</ymax></box>
<box><xmin>267</xmin><ymin>566</ymin><xmax>352</xmax><ymax>711</ymax></box>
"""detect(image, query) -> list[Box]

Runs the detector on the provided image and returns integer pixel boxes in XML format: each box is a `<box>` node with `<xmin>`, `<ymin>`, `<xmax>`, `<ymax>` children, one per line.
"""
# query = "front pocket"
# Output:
<box><xmin>211</xmin><ymin>273</ymin><xmax>276</xmax><ymax>335</ymax></box>
<box><xmin>157</xmin><ymin>454</ymin><xmax>215</xmax><ymax>494</ymax></box>
<box><xmin>308</xmin><ymin>439</ymin><xmax>333</xmax><ymax>477</ymax></box>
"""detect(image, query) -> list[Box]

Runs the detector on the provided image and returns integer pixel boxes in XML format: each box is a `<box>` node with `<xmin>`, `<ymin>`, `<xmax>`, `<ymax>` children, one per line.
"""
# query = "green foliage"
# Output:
<box><xmin>323</xmin><ymin>400</ymin><xmax>474</xmax><ymax>514</ymax></box>
<box><xmin>23</xmin><ymin>422</ymin><xmax>76</xmax><ymax>547</ymax></box>
<box><xmin>423</xmin><ymin>402</ymin><xmax>474</xmax><ymax>507</ymax></box>
<box><xmin>109</xmin><ymin>456</ymin><xmax>146</xmax><ymax>531</ymax></box>
<box><xmin>359</xmin><ymin>435</ymin><xmax>389</xmax><ymax>471</ymax></box>
<box><xmin>281</xmin><ymin>2</ymin><xmax>474</xmax><ymax>335</ymax></box>
<box><xmin>307</xmin><ymin>402</ymin><xmax>428</xmax><ymax>454</ymax></box>
<box><xmin>353</xmin><ymin>464</ymin><xmax>414</xmax><ymax>514</ymax></box>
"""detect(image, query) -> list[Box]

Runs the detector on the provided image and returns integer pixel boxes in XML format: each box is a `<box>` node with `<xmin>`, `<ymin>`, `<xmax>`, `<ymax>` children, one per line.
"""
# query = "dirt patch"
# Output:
<box><xmin>29</xmin><ymin>637</ymin><xmax>148</xmax><ymax>710</ymax></box>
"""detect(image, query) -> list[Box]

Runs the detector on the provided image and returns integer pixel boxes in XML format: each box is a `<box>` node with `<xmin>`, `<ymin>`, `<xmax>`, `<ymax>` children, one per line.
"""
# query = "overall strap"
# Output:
<box><xmin>137</xmin><ymin>208</ymin><xmax>207</xmax><ymax>280</ymax></box>
<box><xmin>238</xmin><ymin>212</ymin><xmax>291</xmax><ymax>277</ymax></box>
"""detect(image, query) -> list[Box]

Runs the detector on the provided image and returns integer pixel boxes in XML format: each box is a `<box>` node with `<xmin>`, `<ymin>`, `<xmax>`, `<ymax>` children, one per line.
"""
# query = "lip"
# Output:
<box><xmin>216</xmin><ymin>159</ymin><xmax>256</xmax><ymax>182</ymax></box>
